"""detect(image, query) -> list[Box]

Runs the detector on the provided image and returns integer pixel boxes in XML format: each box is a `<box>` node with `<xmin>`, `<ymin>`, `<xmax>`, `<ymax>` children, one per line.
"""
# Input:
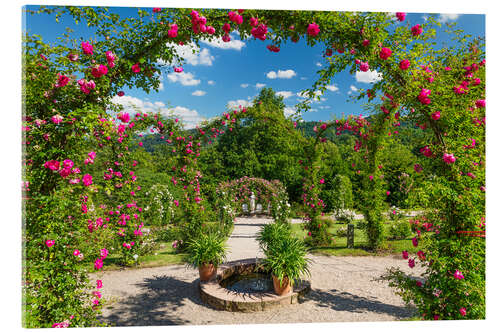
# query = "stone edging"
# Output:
<box><xmin>199</xmin><ymin>258</ymin><xmax>311</xmax><ymax>312</ymax></box>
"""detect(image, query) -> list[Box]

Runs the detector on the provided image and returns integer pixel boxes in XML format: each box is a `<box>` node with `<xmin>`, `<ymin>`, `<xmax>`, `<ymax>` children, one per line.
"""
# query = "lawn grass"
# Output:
<box><xmin>88</xmin><ymin>243</ymin><xmax>188</xmax><ymax>272</ymax></box>
<box><xmin>291</xmin><ymin>220</ymin><xmax>418</xmax><ymax>257</ymax></box>
<box><xmin>90</xmin><ymin>221</ymin><xmax>233</xmax><ymax>272</ymax></box>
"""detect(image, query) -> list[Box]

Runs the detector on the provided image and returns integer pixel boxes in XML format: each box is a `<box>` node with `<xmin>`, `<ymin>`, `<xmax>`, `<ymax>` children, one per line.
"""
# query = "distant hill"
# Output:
<box><xmin>135</xmin><ymin>118</ymin><xmax>420</xmax><ymax>153</ymax></box>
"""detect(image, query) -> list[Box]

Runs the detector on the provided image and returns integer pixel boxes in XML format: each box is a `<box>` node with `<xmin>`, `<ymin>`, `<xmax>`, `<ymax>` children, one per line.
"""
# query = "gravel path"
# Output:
<box><xmin>94</xmin><ymin>217</ymin><xmax>423</xmax><ymax>326</ymax></box>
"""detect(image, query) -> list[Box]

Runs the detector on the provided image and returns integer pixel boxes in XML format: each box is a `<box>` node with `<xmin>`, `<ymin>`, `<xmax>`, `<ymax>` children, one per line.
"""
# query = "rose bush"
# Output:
<box><xmin>23</xmin><ymin>6</ymin><xmax>485</xmax><ymax>326</ymax></box>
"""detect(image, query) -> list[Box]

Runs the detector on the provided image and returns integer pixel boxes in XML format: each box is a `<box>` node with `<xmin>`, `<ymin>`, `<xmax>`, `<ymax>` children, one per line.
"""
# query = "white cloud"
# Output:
<box><xmin>168</xmin><ymin>106</ymin><xmax>206</xmax><ymax>129</ymax></box>
<box><xmin>348</xmin><ymin>85</ymin><xmax>358</xmax><ymax>95</ymax></box>
<box><xmin>172</xmin><ymin>44</ymin><xmax>214</xmax><ymax>66</ymax></box>
<box><xmin>207</xmin><ymin>80</ymin><xmax>215</xmax><ymax>85</ymax></box>
<box><xmin>300</xmin><ymin>77</ymin><xmax>307</xmax><ymax>80</ymax></box>
<box><xmin>192</xmin><ymin>90</ymin><xmax>206</xmax><ymax>96</ymax></box>
<box><xmin>326</xmin><ymin>84</ymin><xmax>339</xmax><ymax>92</ymax></box>
<box><xmin>266</xmin><ymin>69</ymin><xmax>297</xmax><ymax>79</ymax></box>
<box><xmin>240</xmin><ymin>83</ymin><xmax>249</xmax><ymax>88</ymax></box>
<box><xmin>297</xmin><ymin>90</ymin><xmax>323</xmax><ymax>99</ymax></box>
<box><xmin>167</xmin><ymin>71</ymin><xmax>201</xmax><ymax>86</ymax></box>
<box><xmin>438</xmin><ymin>14</ymin><xmax>461</xmax><ymax>23</ymax></box>
<box><xmin>111</xmin><ymin>95</ymin><xmax>205</xmax><ymax>129</ymax></box>
<box><xmin>316</xmin><ymin>62</ymin><xmax>322</xmax><ymax>67</ymax></box>
<box><xmin>227</xmin><ymin>99</ymin><xmax>253</xmax><ymax>108</ymax></box>
<box><xmin>276</xmin><ymin>91</ymin><xmax>293</xmax><ymax>99</ymax></box>
<box><xmin>200</xmin><ymin>37</ymin><xmax>246</xmax><ymax>51</ymax></box>
<box><xmin>283</xmin><ymin>106</ymin><xmax>296</xmax><ymax>118</ymax></box>
<box><xmin>318</xmin><ymin>105</ymin><xmax>331</xmax><ymax>110</ymax></box>
<box><xmin>255</xmin><ymin>83</ymin><xmax>266</xmax><ymax>89</ymax></box>
<box><xmin>355</xmin><ymin>70</ymin><xmax>383</xmax><ymax>83</ymax></box>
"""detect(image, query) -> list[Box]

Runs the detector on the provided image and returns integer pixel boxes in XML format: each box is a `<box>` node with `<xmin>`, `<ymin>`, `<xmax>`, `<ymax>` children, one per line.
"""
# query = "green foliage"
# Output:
<box><xmin>186</xmin><ymin>233</ymin><xmax>227</xmax><ymax>268</ymax></box>
<box><xmin>201</xmin><ymin>88</ymin><xmax>305</xmax><ymax>202</ymax></box>
<box><xmin>387</xmin><ymin>219</ymin><xmax>412</xmax><ymax>240</ymax></box>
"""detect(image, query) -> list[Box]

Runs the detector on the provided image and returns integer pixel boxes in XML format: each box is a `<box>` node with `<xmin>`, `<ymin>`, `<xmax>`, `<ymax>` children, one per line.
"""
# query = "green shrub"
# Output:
<box><xmin>387</xmin><ymin>219</ymin><xmax>411</xmax><ymax>240</ymax></box>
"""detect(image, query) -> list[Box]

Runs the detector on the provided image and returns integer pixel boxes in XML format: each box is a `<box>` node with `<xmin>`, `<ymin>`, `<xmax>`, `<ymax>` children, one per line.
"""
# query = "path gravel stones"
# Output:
<box><xmin>95</xmin><ymin>217</ymin><xmax>423</xmax><ymax>326</ymax></box>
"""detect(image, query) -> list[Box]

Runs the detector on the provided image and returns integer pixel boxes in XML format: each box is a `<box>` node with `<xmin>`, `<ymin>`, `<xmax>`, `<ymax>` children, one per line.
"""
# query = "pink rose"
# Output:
<box><xmin>379</xmin><ymin>47</ymin><xmax>392</xmax><ymax>60</ymax></box>
<box><xmin>46</xmin><ymin>240</ymin><xmax>55</xmax><ymax>248</ymax></box>
<box><xmin>94</xmin><ymin>258</ymin><xmax>103</xmax><ymax>270</ymax></box>
<box><xmin>100</xmin><ymin>248</ymin><xmax>108</xmax><ymax>259</ymax></box>
<box><xmin>44</xmin><ymin>160</ymin><xmax>60</xmax><ymax>171</ymax></box>
<box><xmin>399</xmin><ymin>59</ymin><xmax>410</xmax><ymax>70</ymax></box>
<box><xmin>402</xmin><ymin>250</ymin><xmax>409</xmax><ymax>259</ymax></box>
<box><xmin>411</xmin><ymin>24</ymin><xmax>423</xmax><ymax>36</ymax></box>
<box><xmin>443</xmin><ymin>153</ymin><xmax>456</xmax><ymax>164</ymax></box>
<box><xmin>417</xmin><ymin>88</ymin><xmax>431</xmax><ymax>105</ymax></box>
<box><xmin>174</xmin><ymin>67</ymin><xmax>183</xmax><ymax>73</ymax></box>
<box><xmin>395</xmin><ymin>12</ymin><xmax>406</xmax><ymax>21</ymax></box>
<box><xmin>359</xmin><ymin>61</ymin><xmax>370</xmax><ymax>72</ymax></box>
<box><xmin>431</xmin><ymin>111</ymin><xmax>441</xmax><ymax>120</ymax></box>
<box><xmin>131</xmin><ymin>63</ymin><xmax>141</xmax><ymax>73</ymax></box>
<box><xmin>82</xmin><ymin>174</ymin><xmax>93</xmax><ymax>186</ymax></box>
<box><xmin>475</xmin><ymin>99</ymin><xmax>485</xmax><ymax>108</ymax></box>
<box><xmin>307</xmin><ymin>23</ymin><xmax>320</xmax><ymax>37</ymax></box>
<box><xmin>55</xmin><ymin>74</ymin><xmax>70</xmax><ymax>88</ymax></box>
<box><xmin>454</xmin><ymin>270</ymin><xmax>465</xmax><ymax>280</ymax></box>
<box><xmin>459</xmin><ymin>307</ymin><xmax>466</xmax><ymax>316</ymax></box>
<box><xmin>68</xmin><ymin>53</ymin><xmax>79</xmax><ymax>62</ymax></box>
<box><xmin>81</xmin><ymin>41</ymin><xmax>93</xmax><ymax>55</ymax></box>
<box><xmin>51</xmin><ymin>115</ymin><xmax>63</xmax><ymax>124</ymax></box>
<box><xmin>91</xmin><ymin>64</ymin><xmax>108</xmax><ymax>78</ymax></box>
<box><xmin>117</xmin><ymin>112</ymin><xmax>130</xmax><ymax>123</ymax></box>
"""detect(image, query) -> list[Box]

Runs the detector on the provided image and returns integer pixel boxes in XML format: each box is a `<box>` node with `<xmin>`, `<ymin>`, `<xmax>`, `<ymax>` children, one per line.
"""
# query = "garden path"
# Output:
<box><xmin>95</xmin><ymin>216</ymin><xmax>424</xmax><ymax>326</ymax></box>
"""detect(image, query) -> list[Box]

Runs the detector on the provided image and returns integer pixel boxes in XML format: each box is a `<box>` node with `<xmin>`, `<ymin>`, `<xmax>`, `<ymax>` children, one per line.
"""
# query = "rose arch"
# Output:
<box><xmin>216</xmin><ymin>176</ymin><xmax>291</xmax><ymax>222</ymax></box>
<box><xmin>23</xmin><ymin>6</ymin><xmax>485</xmax><ymax>327</ymax></box>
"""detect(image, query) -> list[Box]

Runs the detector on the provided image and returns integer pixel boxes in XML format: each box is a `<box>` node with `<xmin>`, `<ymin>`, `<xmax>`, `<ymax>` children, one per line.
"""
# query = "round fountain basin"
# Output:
<box><xmin>199</xmin><ymin>258</ymin><xmax>310</xmax><ymax>312</ymax></box>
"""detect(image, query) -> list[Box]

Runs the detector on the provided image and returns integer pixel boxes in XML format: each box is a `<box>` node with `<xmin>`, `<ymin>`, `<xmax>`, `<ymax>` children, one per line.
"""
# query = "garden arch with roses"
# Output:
<box><xmin>23</xmin><ymin>6</ymin><xmax>485</xmax><ymax>327</ymax></box>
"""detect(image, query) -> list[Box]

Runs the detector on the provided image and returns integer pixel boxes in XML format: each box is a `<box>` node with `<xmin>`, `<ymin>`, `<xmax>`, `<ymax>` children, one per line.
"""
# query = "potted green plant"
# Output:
<box><xmin>256</xmin><ymin>222</ymin><xmax>291</xmax><ymax>251</ymax></box>
<box><xmin>186</xmin><ymin>233</ymin><xmax>227</xmax><ymax>282</ymax></box>
<box><xmin>261</xmin><ymin>228</ymin><xmax>311</xmax><ymax>295</ymax></box>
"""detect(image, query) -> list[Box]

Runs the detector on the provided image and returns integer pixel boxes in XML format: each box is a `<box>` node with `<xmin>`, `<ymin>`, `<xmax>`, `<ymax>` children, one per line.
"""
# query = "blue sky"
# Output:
<box><xmin>23</xmin><ymin>6</ymin><xmax>485</xmax><ymax>128</ymax></box>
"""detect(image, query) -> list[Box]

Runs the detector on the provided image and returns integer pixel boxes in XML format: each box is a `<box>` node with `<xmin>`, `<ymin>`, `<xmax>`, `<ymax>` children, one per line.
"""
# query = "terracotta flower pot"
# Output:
<box><xmin>199</xmin><ymin>263</ymin><xmax>216</xmax><ymax>282</ymax></box>
<box><xmin>272</xmin><ymin>275</ymin><xmax>291</xmax><ymax>295</ymax></box>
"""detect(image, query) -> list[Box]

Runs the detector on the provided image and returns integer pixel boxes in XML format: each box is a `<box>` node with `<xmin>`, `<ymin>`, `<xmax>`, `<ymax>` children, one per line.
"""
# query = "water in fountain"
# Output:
<box><xmin>222</xmin><ymin>273</ymin><xmax>273</xmax><ymax>293</ymax></box>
